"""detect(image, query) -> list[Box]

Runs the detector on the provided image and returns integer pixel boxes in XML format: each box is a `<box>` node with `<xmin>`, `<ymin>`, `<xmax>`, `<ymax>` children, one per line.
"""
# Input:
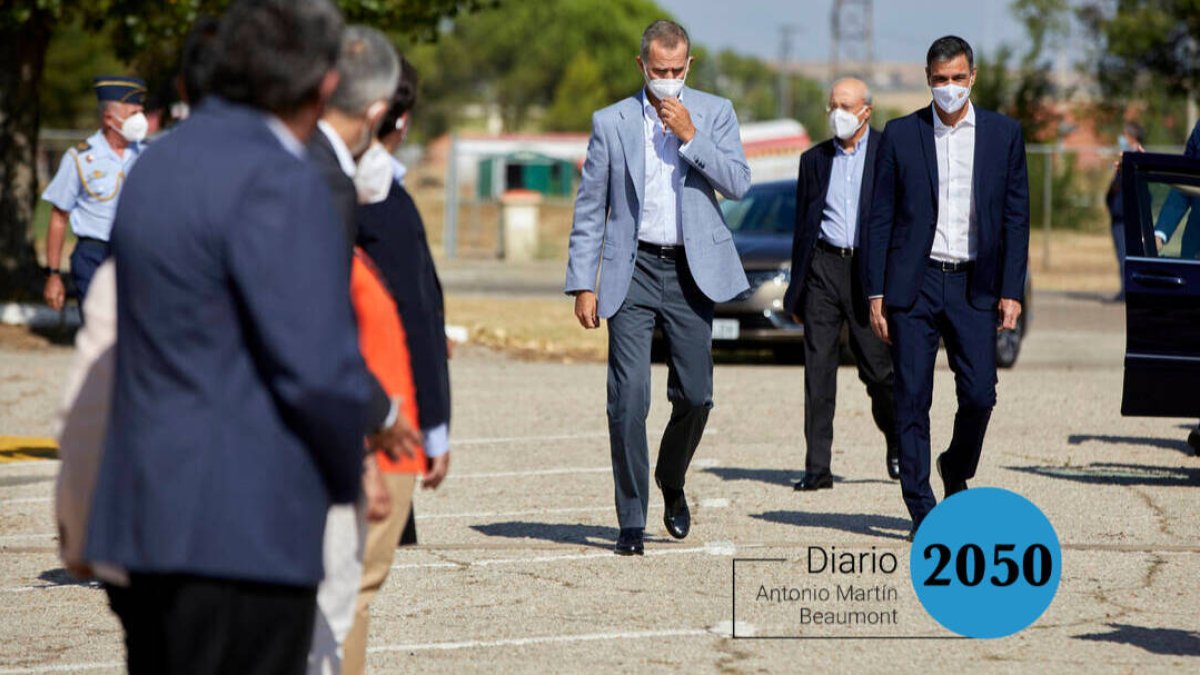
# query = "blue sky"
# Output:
<box><xmin>655</xmin><ymin>0</ymin><xmax>1035</xmax><ymax>64</ymax></box>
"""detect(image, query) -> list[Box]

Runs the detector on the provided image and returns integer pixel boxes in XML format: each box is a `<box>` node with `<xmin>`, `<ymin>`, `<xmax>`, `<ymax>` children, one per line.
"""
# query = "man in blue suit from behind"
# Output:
<box><xmin>84</xmin><ymin>1</ymin><xmax>407</xmax><ymax>672</ymax></box>
<box><xmin>866</xmin><ymin>36</ymin><xmax>1029</xmax><ymax>538</ymax></box>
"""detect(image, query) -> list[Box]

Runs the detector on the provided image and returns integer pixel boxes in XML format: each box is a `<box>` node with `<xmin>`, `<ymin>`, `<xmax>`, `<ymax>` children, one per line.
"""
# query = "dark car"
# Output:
<box><xmin>654</xmin><ymin>179</ymin><xmax>1031</xmax><ymax>367</ymax></box>
<box><xmin>1116</xmin><ymin>152</ymin><xmax>1200</xmax><ymax>452</ymax></box>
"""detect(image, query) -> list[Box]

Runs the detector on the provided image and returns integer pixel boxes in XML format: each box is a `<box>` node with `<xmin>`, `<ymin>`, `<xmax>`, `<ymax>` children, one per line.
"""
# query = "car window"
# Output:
<box><xmin>1135</xmin><ymin>172</ymin><xmax>1200</xmax><ymax>260</ymax></box>
<box><xmin>721</xmin><ymin>184</ymin><xmax>796</xmax><ymax>234</ymax></box>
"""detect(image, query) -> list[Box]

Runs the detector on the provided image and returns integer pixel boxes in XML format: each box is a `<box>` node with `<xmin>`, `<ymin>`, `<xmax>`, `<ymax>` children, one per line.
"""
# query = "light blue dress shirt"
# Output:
<box><xmin>41</xmin><ymin>130</ymin><xmax>142</xmax><ymax>241</ymax></box>
<box><xmin>818</xmin><ymin>131</ymin><xmax>870</xmax><ymax>249</ymax></box>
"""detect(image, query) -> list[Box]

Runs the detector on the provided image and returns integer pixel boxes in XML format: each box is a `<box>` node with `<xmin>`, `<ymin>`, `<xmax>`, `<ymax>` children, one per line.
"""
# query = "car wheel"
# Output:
<box><xmin>1188</xmin><ymin>426</ymin><xmax>1200</xmax><ymax>456</ymax></box>
<box><xmin>996</xmin><ymin>313</ymin><xmax>1024</xmax><ymax>369</ymax></box>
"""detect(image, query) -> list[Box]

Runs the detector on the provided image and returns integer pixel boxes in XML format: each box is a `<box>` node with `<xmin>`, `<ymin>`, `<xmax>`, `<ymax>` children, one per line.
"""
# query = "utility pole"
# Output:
<box><xmin>777</xmin><ymin>25</ymin><xmax>800</xmax><ymax>119</ymax></box>
<box><xmin>830</xmin><ymin>0</ymin><xmax>874</xmax><ymax>85</ymax></box>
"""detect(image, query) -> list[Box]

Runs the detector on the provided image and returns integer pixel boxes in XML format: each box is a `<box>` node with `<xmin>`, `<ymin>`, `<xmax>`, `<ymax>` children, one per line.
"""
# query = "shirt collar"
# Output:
<box><xmin>317</xmin><ymin>119</ymin><xmax>357</xmax><ymax>177</ymax></box>
<box><xmin>835</xmin><ymin>128</ymin><xmax>870</xmax><ymax>156</ymax></box>
<box><xmin>931</xmin><ymin>101</ymin><xmax>975</xmax><ymax>134</ymax></box>
<box><xmin>262</xmin><ymin>114</ymin><xmax>306</xmax><ymax>160</ymax></box>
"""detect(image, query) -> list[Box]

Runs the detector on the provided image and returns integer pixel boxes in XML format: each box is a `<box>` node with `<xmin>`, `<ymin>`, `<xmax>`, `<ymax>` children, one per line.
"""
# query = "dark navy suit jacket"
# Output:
<box><xmin>357</xmin><ymin>182</ymin><xmax>451</xmax><ymax>431</ymax></box>
<box><xmin>85</xmin><ymin>98</ymin><xmax>375</xmax><ymax>587</ymax></box>
<box><xmin>783</xmin><ymin>128</ymin><xmax>879</xmax><ymax>315</ymax></box>
<box><xmin>866</xmin><ymin>106</ymin><xmax>1029</xmax><ymax>310</ymax></box>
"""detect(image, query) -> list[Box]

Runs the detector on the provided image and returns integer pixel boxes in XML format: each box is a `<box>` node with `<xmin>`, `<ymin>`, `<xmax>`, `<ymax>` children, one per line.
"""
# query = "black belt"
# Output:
<box><xmin>816</xmin><ymin>238</ymin><xmax>855</xmax><ymax>258</ymax></box>
<box><xmin>76</xmin><ymin>236</ymin><xmax>110</xmax><ymax>247</ymax></box>
<box><xmin>928</xmin><ymin>258</ymin><xmax>974</xmax><ymax>272</ymax></box>
<box><xmin>637</xmin><ymin>240</ymin><xmax>684</xmax><ymax>260</ymax></box>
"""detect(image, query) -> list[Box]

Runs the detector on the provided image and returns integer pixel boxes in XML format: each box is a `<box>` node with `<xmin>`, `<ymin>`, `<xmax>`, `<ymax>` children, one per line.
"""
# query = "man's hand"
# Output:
<box><xmin>574</xmin><ymin>290</ymin><xmax>599</xmax><ymax>329</ymax></box>
<box><xmin>423</xmin><ymin>452</ymin><xmax>450</xmax><ymax>490</ymax></box>
<box><xmin>362</xmin><ymin>455</ymin><xmax>391</xmax><ymax>523</ymax></box>
<box><xmin>44</xmin><ymin>274</ymin><xmax>65</xmax><ymax>311</ymax></box>
<box><xmin>367</xmin><ymin>399</ymin><xmax>421</xmax><ymax>461</ymax></box>
<box><xmin>446</xmin><ymin>337</ymin><xmax>455</xmax><ymax>359</ymax></box>
<box><xmin>998</xmin><ymin>298</ymin><xmax>1022</xmax><ymax>332</ymax></box>
<box><xmin>790</xmin><ymin>312</ymin><xmax>803</xmax><ymax>325</ymax></box>
<box><xmin>659</xmin><ymin>98</ymin><xmax>696</xmax><ymax>143</ymax></box>
<box><xmin>1155</xmin><ymin>234</ymin><xmax>1166</xmax><ymax>253</ymax></box>
<box><xmin>869</xmin><ymin>297</ymin><xmax>890</xmax><ymax>345</ymax></box>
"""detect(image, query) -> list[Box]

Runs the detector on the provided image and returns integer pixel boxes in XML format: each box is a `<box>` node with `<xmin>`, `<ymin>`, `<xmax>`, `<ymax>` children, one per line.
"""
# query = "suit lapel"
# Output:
<box><xmin>972</xmin><ymin>108</ymin><xmax>986</xmax><ymax>221</ymax></box>
<box><xmin>855</xmin><ymin>128</ymin><xmax>878</xmax><ymax>248</ymax></box>
<box><xmin>619</xmin><ymin>94</ymin><xmax>645</xmax><ymax>210</ymax></box>
<box><xmin>918</xmin><ymin>107</ymin><xmax>938</xmax><ymax>211</ymax></box>
<box><xmin>816</xmin><ymin>141</ymin><xmax>834</xmax><ymax>200</ymax></box>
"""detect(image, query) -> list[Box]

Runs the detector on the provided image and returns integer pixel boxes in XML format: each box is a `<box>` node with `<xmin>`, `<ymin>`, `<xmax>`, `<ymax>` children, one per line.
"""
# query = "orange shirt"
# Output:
<box><xmin>350</xmin><ymin>248</ymin><xmax>425</xmax><ymax>474</ymax></box>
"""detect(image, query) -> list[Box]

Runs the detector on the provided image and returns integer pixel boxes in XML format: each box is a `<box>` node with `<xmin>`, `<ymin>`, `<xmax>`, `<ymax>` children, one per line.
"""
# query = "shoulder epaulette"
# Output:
<box><xmin>74</xmin><ymin>141</ymin><xmax>91</xmax><ymax>152</ymax></box>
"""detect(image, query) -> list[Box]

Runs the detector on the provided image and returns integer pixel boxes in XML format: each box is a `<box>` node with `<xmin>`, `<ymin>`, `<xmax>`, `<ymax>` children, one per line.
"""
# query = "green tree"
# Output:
<box><xmin>544</xmin><ymin>52</ymin><xmax>611</xmax><ymax>131</ymax></box>
<box><xmin>1078</xmin><ymin>0</ymin><xmax>1200</xmax><ymax>144</ymax></box>
<box><xmin>0</xmin><ymin>0</ymin><xmax>487</xmax><ymax>298</ymax></box>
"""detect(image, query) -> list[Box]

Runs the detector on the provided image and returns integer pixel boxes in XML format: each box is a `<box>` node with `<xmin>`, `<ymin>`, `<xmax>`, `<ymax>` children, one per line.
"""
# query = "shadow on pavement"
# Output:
<box><xmin>37</xmin><ymin>568</ymin><xmax>99</xmax><ymax>588</ymax></box>
<box><xmin>1068</xmin><ymin>433</ymin><xmax>1195</xmax><ymax>456</ymax></box>
<box><xmin>1006</xmin><ymin>463</ymin><xmax>1200</xmax><ymax>487</ymax></box>
<box><xmin>750</xmin><ymin>511</ymin><xmax>910</xmax><ymax>540</ymax></box>
<box><xmin>702</xmin><ymin>466</ymin><xmax>891</xmax><ymax>488</ymax></box>
<box><xmin>1075</xmin><ymin>623</ymin><xmax>1200</xmax><ymax>657</ymax></box>
<box><xmin>470</xmin><ymin>521</ymin><xmax>621</xmax><ymax>549</ymax></box>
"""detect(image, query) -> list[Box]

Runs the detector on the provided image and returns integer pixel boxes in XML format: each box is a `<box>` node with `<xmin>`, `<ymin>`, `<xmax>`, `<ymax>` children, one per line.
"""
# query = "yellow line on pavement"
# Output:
<box><xmin>0</xmin><ymin>437</ymin><xmax>58</xmax><ymax>463</ymax></box>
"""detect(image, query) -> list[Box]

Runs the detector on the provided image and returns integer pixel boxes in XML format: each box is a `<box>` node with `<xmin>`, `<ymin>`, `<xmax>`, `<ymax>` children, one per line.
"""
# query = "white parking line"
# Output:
<box><xmin>417</xmin><ymin>504</ymin><xmax>658</xmax><ymax>521</ymax></box>
<box><xmin>0</xmin><ymin>496</ymin><xmax>51</xmax><ymax>506</ymax></box>
<box><xmin>451</xmin><ymin>429</ymin><xmax>719</xmax><ymax>446</ymax></box>
<box><xmin>453</xmin><ymin>458</ymin><xmax>719</xmax><ymax>480</ymax></box>
<box><xmin>367</xmin><ymin>628</ymin><xmax>710</xmax><ymax>654</ymax></box>
<box><xmin>2</xmin><ymin>581</ymin><xmax>101</xmax><ymax>594</ymax></box>
<box><xmin>390</xmin><ymin>541</ymin><xmax>745</xmax><ymax>570</ymax></box>
<box><xmin>0</xmin><ymin>662</ymin><xmax>122</xmax><ymax>674</ymax></box>
<box><xmin>0</xmin><ymin>533</ymin><xmax>55</xmax><ymax>542</ymax></box>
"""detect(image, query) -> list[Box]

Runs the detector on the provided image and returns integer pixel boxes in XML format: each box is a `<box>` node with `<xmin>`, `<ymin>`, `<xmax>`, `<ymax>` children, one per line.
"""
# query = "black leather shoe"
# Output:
<box><xmin>936</xmin><ymin>452</ymin><xmax>967</xmax><ymax>497</ymax></box>
<box><xmin>614</xmin><ymin>528</ymin><xmax>644</xmax><ymax>556</ymax></box>
<box><xmin>887</xmin><ymin>447</ymin><xmax>901</xmax><ymax>480</ymax></box>
<box><xmin>662</xmin><ymin>489</ymin><xmax>690</xmax><ymax>540</ymax></box>
<box><xmin>794</xmin><ymin>473</ymin><xmax>833</xmax><ymax>491</ymax></box>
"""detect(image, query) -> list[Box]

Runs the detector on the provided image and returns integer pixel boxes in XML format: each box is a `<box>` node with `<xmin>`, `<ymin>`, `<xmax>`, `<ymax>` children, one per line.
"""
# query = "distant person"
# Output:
<box><xmin>41</xmin><ymin>75</ymin><xmax>146</xmax><ymax>315</ymax></box>
<box><xmin>866</xmin><ymin>36</ymin><xmax>1030</xmax><ymax>540</ymax></box>
<box><xmin>565</xmin><ymin>19</ymin><xmax>750</xmax><ymax>556</ymax></box>
<box><xmin>83</xmin><ymin>1</ymin><xmax>412</xmax><ymax>672</ymax></box>
<box><xmin>1105</xmin><ymin>122</ymin><xmax>1145</xmax><ymax>302</ymax></box>
<box><xmin>1152</xmin><ymin>119</ymin><xmax>1200</xmax><ymax>259</ymax></box>
<box><xmin>782</xmin><ymin>77</ymin><xmax>900</xmax><ymax>491</ymax></box>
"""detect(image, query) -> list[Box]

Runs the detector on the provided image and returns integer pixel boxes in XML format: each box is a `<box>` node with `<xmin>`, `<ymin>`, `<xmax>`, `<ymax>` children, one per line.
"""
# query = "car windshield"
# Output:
<box><xmin>720</xmin><ymin>183</ymin><xmax>796</xmax><ymax>234</ymax></box>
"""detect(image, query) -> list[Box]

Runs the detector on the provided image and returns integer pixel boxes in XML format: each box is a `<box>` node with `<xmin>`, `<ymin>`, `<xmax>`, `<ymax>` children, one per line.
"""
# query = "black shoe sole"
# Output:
<box><xmin>614</xmin><ymin>547</ymin><xmax>644</xmax><ymax>556</ymax></box>
<box><xmin>794</xmin><ymin>478</ymin><xmax>833</xmax><ymax>491</ymax></box>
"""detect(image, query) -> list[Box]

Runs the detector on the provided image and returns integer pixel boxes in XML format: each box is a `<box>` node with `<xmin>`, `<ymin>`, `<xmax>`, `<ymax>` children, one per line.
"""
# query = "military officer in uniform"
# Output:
<box><xmin>41</xmin><ymin>76</ymin><xmax>147</xmax><ymax>314</ymax></box>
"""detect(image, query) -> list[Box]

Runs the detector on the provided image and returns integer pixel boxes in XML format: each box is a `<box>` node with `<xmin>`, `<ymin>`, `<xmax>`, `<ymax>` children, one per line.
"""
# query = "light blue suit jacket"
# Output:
<box><xmin>565</xmin><ymin>87</ymin><xmax>751</xmax><ymax>318</ymax></box>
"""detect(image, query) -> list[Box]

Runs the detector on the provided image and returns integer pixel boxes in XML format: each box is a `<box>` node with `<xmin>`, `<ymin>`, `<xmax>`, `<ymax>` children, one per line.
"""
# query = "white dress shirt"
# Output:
<box><xmin>638</xmin><ymin>91</ymin><xmax>691</xmax><ymax>246</ymax></box>
<box><xmin>819</xmin><ymin>130</ymin><xmax>870</xmax><ymax>249</ymax></box>
<box><xmin>930</xmin><ymin>103</ymin><xmax>977</xmax><ymax>262</ymax></box>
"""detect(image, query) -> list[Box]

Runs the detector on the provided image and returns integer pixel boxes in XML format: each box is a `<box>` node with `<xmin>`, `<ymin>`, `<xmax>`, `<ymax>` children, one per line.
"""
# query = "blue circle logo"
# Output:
<box><xmin>910</xmin><ymin>487</ymin><xmax>1062</xmax><ymax>638</ymax></box>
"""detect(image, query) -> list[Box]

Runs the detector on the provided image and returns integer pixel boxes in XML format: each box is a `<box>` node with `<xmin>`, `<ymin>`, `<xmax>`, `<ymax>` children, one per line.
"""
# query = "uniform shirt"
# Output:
<box><xmin>638</xmin><ymin>91</ymin><xmax>693</xmax><ymax>246</ymax></box>
<box><xmin>930</xmin><ymin>102</ymin><xmax>977</xmax><ymax>262</ymax></box>
<box><xmin>819</xmin><ymin>130</ymin><xmax>871</xmax><ymax>249</ymax></box>
<box><xmin>41</xmin><ymin>130</ymin><xmax>142</xmax><ymax>241</ymax></box>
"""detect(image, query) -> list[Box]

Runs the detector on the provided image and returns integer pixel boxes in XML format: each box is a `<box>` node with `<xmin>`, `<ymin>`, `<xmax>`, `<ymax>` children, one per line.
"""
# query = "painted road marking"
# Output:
<box><xmin>367</xmin><ymin>628</ymin><xmax>710</xmax><ymax>654</ymax></box>
<box><xmin>391</xmin><ymin>541</ymin><xmax>747</xmax><ymax>571</ymax></box>
<box><xmin>0</xmin><ymin>437</ymin><xmax>57</xmax><ymax>464</ymax></box>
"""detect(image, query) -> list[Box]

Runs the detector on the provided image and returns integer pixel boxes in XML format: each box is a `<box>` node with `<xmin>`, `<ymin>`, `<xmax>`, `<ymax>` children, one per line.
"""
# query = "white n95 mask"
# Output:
<box><xmin>828</xmin><ymin>107</ymin><xmax>866</xmax><ymax>140</ymax></box>
<box><xmin>354</xmin><ymin>142</ymin><xmax>394</xmax><ymax>205</ymax></box>
<box><xmin>644</xmin><ymin>65</ymin><xmax>687</xmax><ymax>100</ymax></box>
<box><xmin>932</xmin><ymin>83</ymin><xmax>971</xmax><ymax>114</ymax></box>
<box><xmin>116</xmin><ymin>112</ymin><xmax>149</xmax><ymax>143</ymax></box>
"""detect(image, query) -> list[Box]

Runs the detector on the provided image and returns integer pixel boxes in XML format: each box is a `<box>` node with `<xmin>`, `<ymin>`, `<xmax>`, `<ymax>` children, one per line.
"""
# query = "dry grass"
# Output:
<box><xmin>445</xmin><ymin>294</ymin><xmax>607</xmax><ymax>362</ymax></box>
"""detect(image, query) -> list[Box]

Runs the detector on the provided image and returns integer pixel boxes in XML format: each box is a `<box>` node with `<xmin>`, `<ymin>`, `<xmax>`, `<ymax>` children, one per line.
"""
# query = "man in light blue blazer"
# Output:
<box><xmin>565</xmin><ymin>19</ymin><xmax>750</xmax><ymax>556</ymax></box>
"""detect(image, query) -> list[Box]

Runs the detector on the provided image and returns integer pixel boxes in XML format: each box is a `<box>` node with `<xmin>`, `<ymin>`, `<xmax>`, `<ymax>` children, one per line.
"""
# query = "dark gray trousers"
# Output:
<box><xmin>801</xmin><ymin>247</ymin><xmax>898</xmax><ymax>477</ymax></box>
<box><xmin>606</xmin><ymin>248</ymin><xmax>714</xmax><ymax>530</ymax></box>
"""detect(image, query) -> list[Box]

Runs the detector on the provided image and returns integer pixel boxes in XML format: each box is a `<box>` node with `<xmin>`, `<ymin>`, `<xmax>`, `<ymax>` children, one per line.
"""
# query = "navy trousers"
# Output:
<box><xmin>606</xmin><ymin>248</ymin><xmax>714</xmax><ymax>530</ymax></box>
<box><xmin>888</xmin><ymin>265</ymin><xmax>997</xmax><ymax>527</ymax></box>
<box><xmin>70</xmin><ymin>238</ymin><xmax>111</xmax><ymax>309</ymax></box>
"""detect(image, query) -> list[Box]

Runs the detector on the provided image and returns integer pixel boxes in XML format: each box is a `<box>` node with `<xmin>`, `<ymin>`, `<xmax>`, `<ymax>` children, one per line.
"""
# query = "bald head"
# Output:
<box><xmin>829</xmin><ymin>77</ymin><xmax>871</xmax><ymax>109</ymax></box>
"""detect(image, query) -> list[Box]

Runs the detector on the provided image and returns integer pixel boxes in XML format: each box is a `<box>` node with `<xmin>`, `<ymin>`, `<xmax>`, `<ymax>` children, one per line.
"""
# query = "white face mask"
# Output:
<box><xmin>114</xmin><ymin>111</ymin><xmax>148</xmax><ymax>143</ymax></box>
<box><xmin>931</xmin><ymin>82</ymin><xmax>971</xmax><ymax>114</ymax></box>
<box><xmin>354</xmin><ymin>142</ymin><xmax>394</xmax><ymax>205</ymax></box>
<box><xmin>828</xmin><ymin>106</ymin><xmax>867</xmax><ymax>140</ymax></box>
<box><xmin>643</xmin><ymin>63</ymin><xmax>688</xmax><ymax>100</ymax></box>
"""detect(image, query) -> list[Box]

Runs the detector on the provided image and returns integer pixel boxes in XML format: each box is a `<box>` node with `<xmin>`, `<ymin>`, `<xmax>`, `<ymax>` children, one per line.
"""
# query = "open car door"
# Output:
<box><xmin>1120</xmin><ymin>152</ymin><xmax>1200</xmax><ymax>417</ymax></box>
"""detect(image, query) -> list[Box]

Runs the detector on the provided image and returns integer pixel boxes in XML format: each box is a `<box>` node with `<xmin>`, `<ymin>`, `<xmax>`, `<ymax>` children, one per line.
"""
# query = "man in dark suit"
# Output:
<box><xmin>866</xmin><ymin>36</ymin><xmax>1029</xmax><ymax>538</ymax></box>
<box><xmin>84</xmin><ymin>3</ymin><xmax>410</xmax><ymax>673</ymax></box>
<box><xmin>783</xmin><ymin>77</ymin><xmax>899</xmax><ymax>491</ymax></box>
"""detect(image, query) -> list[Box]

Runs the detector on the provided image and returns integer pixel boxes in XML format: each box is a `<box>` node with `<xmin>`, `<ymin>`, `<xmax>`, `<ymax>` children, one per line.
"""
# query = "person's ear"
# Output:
<box><xmin>366</xmin><ymin>100</ymin><xmax>387</xmax><ymax>128</ymax></box>
<box><xmin>317</xmin><ymin>69</ymin><xmax>339</xmax><ymax>105</ymax></box>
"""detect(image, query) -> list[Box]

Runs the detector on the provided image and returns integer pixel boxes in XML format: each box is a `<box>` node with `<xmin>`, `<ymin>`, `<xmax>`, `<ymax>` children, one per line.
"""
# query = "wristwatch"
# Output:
<box><xmin>43</xmin><ymin>267</ymin><xmax>63</xmax><ymax>277</ymax></box>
